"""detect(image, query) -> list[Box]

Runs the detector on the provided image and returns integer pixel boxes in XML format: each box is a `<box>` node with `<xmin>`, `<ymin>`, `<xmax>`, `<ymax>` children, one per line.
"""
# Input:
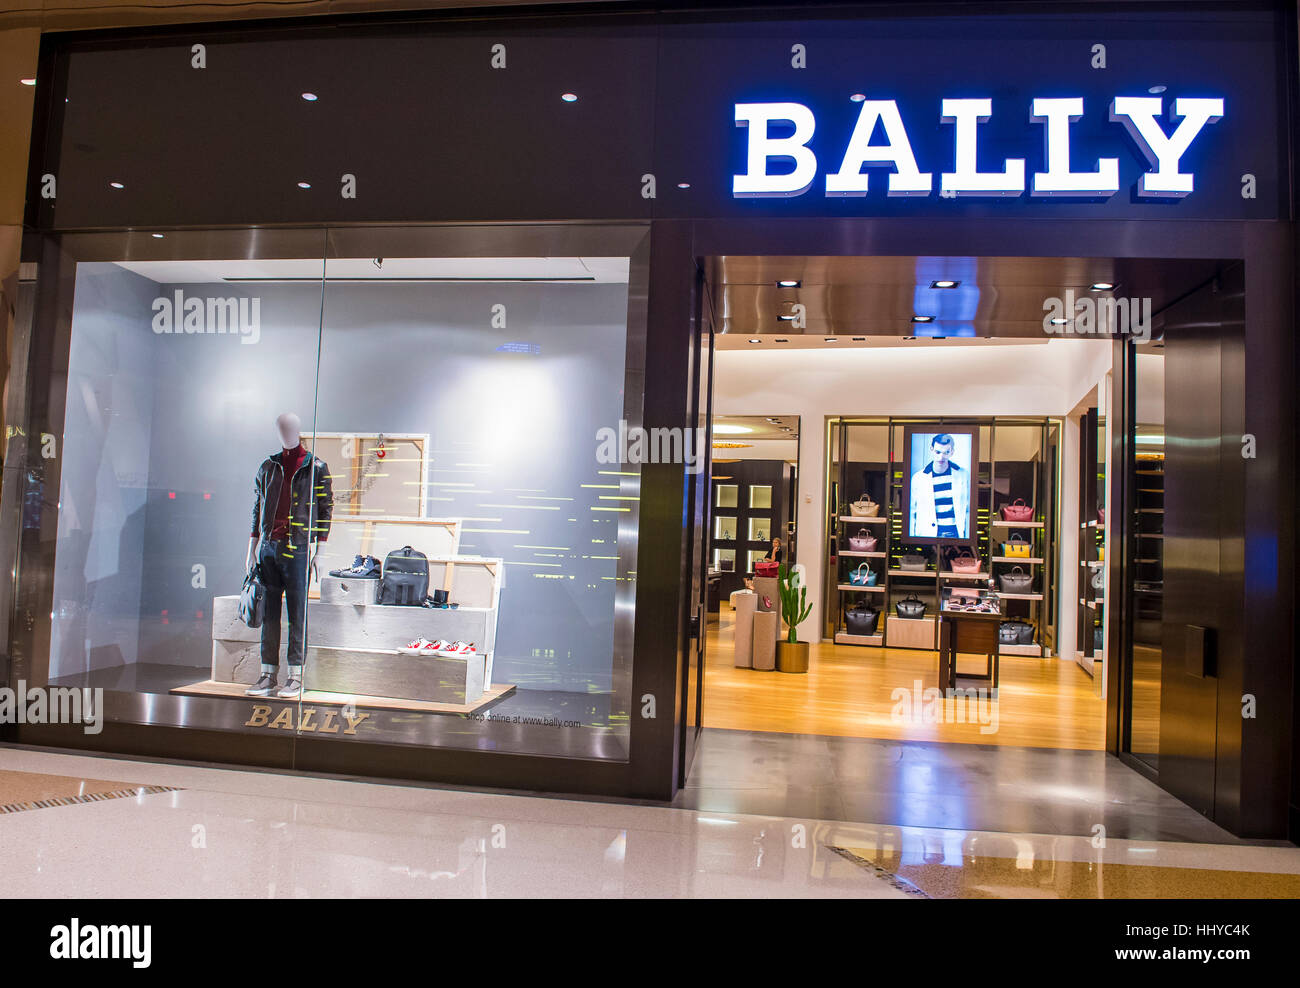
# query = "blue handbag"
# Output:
<box><xmin>849</xmin><ymin>563</ymin><xmax>878</xmax><ymax>586</ymax></box>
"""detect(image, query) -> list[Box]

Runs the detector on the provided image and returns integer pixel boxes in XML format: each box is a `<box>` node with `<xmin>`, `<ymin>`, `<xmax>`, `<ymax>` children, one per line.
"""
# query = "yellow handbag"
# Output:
<box><xmin>1002</xmin><ymin>533</ymin><xmax>1032</xmax><ymax>558</ymax></box>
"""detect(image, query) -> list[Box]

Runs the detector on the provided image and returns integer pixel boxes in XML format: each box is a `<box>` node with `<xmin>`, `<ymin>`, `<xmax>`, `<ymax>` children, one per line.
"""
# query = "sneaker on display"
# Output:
<box><xmin>330</xmin><ymin>554</ymin><xmax>382</xmax><ymax>578</ymax></box>
<box><xmin>398</xmin><ymin>637</ymin><xmax>446</xmax><ymax>654</ymax></box>
<box><xmin>275</xmin><ymin>678</ymin><xmax>303</xmax><ymax>699</ymax></box>
<box><xmin>439</xmin><ymin>641</ymin><xmax>477</xmax><ymax>659</ymax></box>
<box><xmin>245</xmin><ymin>673</ymin><xmax>277</xmax><ymax>696</ymax></box>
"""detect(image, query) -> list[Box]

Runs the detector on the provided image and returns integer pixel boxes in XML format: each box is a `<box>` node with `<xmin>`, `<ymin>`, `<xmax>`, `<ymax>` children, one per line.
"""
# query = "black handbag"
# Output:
<box><xmin>895</xmin><ymin>595</ymin><xmax>927</xmax><ymax>619</ymax></box>
<box><xmin>1093</xmin><ymin>625</ymin><xmax>1105</xmax><ymax>651</ymax></box>
<box><xmin>845</xmin><ymin>604</ymin><xmax>880</xmax><ymax>636</ymax></box>
<box><xmin>998</xmin><ymin>565</ymin><xmax>1033</xmax><ymax>593</ymax></box>
<box><xmin>998</xmin><ymin>621</ymin><xmax>1021</xmax><ymax>644</ymax></box>
<box><xmin>238</xmin><ymin>564</ymin><xmax>266</xmax><ymax>628</ymax></box>
<box><xmin>1017</xmin><ymin>621</ymin><xmax>1035</xmax><ymax>644</ymax></box>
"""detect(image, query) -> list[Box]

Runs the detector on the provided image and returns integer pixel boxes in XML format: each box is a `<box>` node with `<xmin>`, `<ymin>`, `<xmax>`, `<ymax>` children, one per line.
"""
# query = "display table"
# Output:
<box><xmin>938</xmin><ymin>611</ymin><xmax>1001</xmax><ymax>689</ymax></box>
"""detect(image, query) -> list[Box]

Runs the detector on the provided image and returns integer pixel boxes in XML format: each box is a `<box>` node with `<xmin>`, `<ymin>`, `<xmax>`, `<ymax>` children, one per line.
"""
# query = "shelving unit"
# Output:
<box><xmin>826</xmin><ymin>417</ymin><xmax>1058</xmax><ymax>653</ymax></box>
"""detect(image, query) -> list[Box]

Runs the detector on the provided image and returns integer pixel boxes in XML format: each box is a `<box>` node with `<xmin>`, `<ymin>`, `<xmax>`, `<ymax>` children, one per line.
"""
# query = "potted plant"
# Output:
<box><xmin>776</xmin><ymin>562</ymin><xmax>812</xmax><ymax>673</ymax></box>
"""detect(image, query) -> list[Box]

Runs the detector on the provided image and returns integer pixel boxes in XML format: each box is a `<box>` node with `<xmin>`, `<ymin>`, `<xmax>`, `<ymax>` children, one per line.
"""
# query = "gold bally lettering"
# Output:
<box><xmin>298</xmin><ymin>707</ymin><xmax>318</xmax><ymax>732</ymax></box>
<box><xmin>342</xmin><ymin>711</ymin><xmax>370</xmax><ymax>735</ymax></box>
<box><xmin>242</xmin><ymin>704</ymin><xmax>367</xmax><ymax>734</ymax></box>
<box><xmin>318</xmin><ymin>709</ymin><xmax>341</xmax><ymax>733</ymax></box>
<box><xmin>245</xmin><ymin>704</ymin><xmax>272</xmax><ymax>728</ymax></box>
<box><xmin>268</xmin><ymin>707</ymin><xmax>294</xmax><ymax>730</ymax></box>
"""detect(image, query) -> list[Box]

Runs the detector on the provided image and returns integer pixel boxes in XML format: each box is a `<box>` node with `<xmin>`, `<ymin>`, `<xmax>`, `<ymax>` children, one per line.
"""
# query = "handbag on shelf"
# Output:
<box><xmin>895</xmin><ymin>595</ymin><xmax>927</xmax><ymax>619</ymax></box>
<box><xmin>1000</xmin><ymin>498</ymin><xmax>1034</xmax><ymax>522</ymax></box>
<box><xmin>898</xmin><ymin>552</ymin><xmax>929</xmax><ymax>572</ymax></box>
<box><xmin>848</xmin><ymin>562</ymin><xmax>878</xmax><ymax>586</ymax></box>
<box><xmin>1017</xmin><ymin>622</ymin><xmax>1036</xmax><ymax>644</ymax></box>
<box><xmin>1002</xmin><ymin>533</ymin><xmax>1032</xmax><ymax>558</ymax></box>
<box><xmin>847</xmin><ymin>529</ymin><xmax>878</xmax><ymax>552</ymax></box>
<box><xmin>849</xmin><ymin>495</ymin><xmax>881</xmax><ymax>517</ymax></box>
<box><xmin>1097</xmin><ymin>507</ymin><xmax>1106</xmax><ymax>525</ymax></box>
<box><xmin>1093</xmin><ymin>625</ymin><xmax>1105</xmax><ymax>651</ymax></box>
<box><xmin>949</xmin><ymin>547</ymin><xmax>982</xmax><ymax>573</ymax></box>
<box><xmin>998</xmin><ymin>566</ymin><xmax>1033</xmax><ymax>593</ymax></box>
<box><xmin>998</xmin><ymin>621</ymin><xmax>1022</xmax><ymax>645</ymax></box>
<box><xmin>845</xmin><ymin>604</ymin><xmax>880</xmax><ymax>636</ymax></box>
<box><xmin>1090</xmin><ymin>567</ymin><xmax>1105</xmax><ymax>591</ymax></box>
<box><xmin>754</xmin><ymin>559</ymin><xmax>780</xmax><ymax>578</ymax></box>
<box><xmin>238</xmin><ymin>563</ymin><xmax>266</xmax><ymax>628</ymax></box>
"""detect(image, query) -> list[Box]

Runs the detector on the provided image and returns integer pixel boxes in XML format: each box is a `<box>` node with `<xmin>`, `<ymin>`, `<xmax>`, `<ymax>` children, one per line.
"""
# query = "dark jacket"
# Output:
<box><xmin>251</xmin><ymin>450</ymin><xmax>333</xmax><ymax>546</ymax></box>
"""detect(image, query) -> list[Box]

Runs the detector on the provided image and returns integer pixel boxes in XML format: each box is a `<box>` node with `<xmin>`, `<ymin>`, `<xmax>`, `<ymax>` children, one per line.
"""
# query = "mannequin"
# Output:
<box><xmin>245</xmin><ymin>411</ymin><xmax>333</xmax><ymax>698</ymax></box>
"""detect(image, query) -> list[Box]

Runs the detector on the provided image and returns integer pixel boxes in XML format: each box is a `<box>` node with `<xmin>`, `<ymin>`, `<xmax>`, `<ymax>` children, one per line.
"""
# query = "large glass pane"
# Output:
<box><xmin>8</xmin><ymin>230</ymin><xmax>326</xmax><ymax>754</ymax></box>
<box><xmin>1128</xmin><ymin>348</ymin><xmax>1165</xmax><ymax>768</ymax></box>
<box><xmin>301</xmin><ymin>227</ymin><xmax>645</xmax><ymax>759</ymax></box>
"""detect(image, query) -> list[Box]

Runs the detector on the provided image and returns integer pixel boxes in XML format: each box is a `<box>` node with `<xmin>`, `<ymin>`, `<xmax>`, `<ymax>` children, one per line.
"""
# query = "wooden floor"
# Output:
<box><xmin>704</xmin><ymin>608</ymin><xmax>1105</xmax><ymax>750</ymax></box>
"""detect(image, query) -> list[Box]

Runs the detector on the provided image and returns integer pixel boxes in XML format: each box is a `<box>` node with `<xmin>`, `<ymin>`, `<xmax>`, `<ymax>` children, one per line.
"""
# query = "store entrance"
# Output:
<box><xmin>687</xmin><ymin>253</ymin><xmax>1224</xmax><ymax>766</ymax></box>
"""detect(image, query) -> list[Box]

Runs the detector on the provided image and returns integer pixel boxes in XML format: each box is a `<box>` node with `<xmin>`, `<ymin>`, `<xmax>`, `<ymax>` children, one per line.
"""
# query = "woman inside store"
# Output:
<box><xmin>766</xmin><ymin>537</ymin><xmax>783</xmax><ymax>563</ymax></box>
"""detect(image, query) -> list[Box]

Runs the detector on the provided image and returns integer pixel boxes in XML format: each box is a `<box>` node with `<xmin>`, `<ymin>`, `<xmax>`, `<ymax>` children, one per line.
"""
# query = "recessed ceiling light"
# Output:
<box><xmin>777</xmin><ymin>279</ymin><xmax>801</xmax><ymax>288</ymax></box>
<box><xmin>677</xmin><ymin>182</ymin><xmax>691</xmax><ymax>189</ymax></box>
<box><xmin>911</xmin><ymin>315</ymin><xmax>934</xmax><ymax>323</ymax></box>
<box><xmin>780</xmin><ymin>427</ymin><xmax>793</xmax><ymax>432</ymax></box>
<box><xmin>776</xmin><ymin>314</ymin><xmax>795</xmax><ymax>322</ymax></box>
<box><xmin>301</xmin><ymin>92</ymin><xmax>318</xmax><ymax>101</ymax></box>
<box><xmin>774</xmin><ymin>338</ymin><xmax>789</xmax><ymax>343</ymax></box>
<box><xmin>297</xmin><ymin>181</ymin><xmax>311</xmax><ymax>189</ymax></box>
<box><xmin>748</xmin><ymin>338</ymin><xmax>761</xmax><ymax>344</ymax></box>
<box><xmin>824</xmin><ymin>337</ymin><xmax>838</xmax><ymax>342</ymax></box>
<box><xmin>109</xmin><ymin>181</ymin><xmax>124</xmax><ymax>189</ymax></box>
<box><xmin>1050</xmin><ymin>317</ymin><xmax>1069</xmax><ymax>325</ymax></box>
<box><xmin>151</xmin><ymin>233</ymin><xmax>164</xmax><ymax>239</ymax></box>
<box><xmin>20</xmin><ymin>78</ymin><xmax>35</xmax><ymax>86</ymax></box>
<box><xmin>903</xmin><ymin>336</ymin><xmax>918</xmax><ymax>341</ymax></box>
<box><xmin>852</xmin><ymin>337</ymin><xmax>866</xmax><ymax>341</ymax></box>
<box><xmin>1148</xmin><ymin>85</ymin><xmax>1167</xmax><ymax>94</ymax></box>
<box><xmin>713</xmin><ymin>424</ymin><xmax>754</xmax><ymax>435</ymax></box>
<box><xmin>850</xmin><ymin>94</ymin><xmax>866</xmax><ymax>102</ymax></box>
<box><xmin>561</xmin><ymin>93</ymin><xmax>578</xmax><ymax>102</ymax></box>
<box><xmin>766</xmin><ymin>417</ymin><xmax>780</xmax><ymax>423</ymax></box>
<box><xmin>1089</xmin><ymin>281</ymin><xmax>1115</xmax><ymax>291</ymax></box>
<box><xmin>930</xmin><ymin>280</ymin><xmax>959</xmax><ymax>289</ymax></box>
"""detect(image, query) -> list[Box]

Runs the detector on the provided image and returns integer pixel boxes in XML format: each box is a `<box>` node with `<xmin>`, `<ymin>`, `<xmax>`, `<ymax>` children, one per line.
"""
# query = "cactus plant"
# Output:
<box><xmin>778</xmin><ymin>563</ymin><xmax>812</xmax><ymax>644</ymax></box>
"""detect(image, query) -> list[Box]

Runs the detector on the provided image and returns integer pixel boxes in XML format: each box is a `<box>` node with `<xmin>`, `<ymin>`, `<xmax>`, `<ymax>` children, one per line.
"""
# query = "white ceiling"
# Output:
<box><xmin>114</xmin><ymin>256</ymin><xmax>631</xmax><ymax>284</ymax></box>
<box><xmin>715</xmin><ymin>334</ymin><xmax>1054</xmax><ymax>350</ymax></box>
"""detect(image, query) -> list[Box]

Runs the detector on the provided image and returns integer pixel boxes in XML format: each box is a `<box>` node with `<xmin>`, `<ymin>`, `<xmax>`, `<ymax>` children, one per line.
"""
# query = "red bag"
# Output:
<box><xmin>754</xmin><ymin>560</ymin><xmax>780</xmax><ymax>578</ymax></box>
<box><xmin>1000</xmin><ymin>498</ymin><xmax>1034</xmax><ymax>522</ymax></box>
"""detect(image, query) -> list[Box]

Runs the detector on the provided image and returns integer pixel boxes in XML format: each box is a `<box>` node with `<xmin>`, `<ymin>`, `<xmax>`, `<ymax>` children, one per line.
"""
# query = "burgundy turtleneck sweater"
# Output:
<box><xmin>269</xmin><ymin>444</ymin><xmax>307</xmax><ymax>541</ymax></box>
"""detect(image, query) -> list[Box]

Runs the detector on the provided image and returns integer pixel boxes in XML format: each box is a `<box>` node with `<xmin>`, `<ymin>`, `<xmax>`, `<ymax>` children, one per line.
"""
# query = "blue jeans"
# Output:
<box><xmin>258</xmin><ymin>539</ymin><xmax>309</xmax><ymax>669</ymax></box>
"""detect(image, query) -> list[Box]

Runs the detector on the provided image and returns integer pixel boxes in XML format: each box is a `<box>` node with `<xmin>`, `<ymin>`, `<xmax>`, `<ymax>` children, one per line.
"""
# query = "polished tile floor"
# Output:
<box><xmin>675</xmin><ymin>728</ymin><xmax>1252</xmax><ymax>844</ymax></box>
<box><xmin>1</xmin><ymin>741</ymin><xmax>1295</xmax><ymax>898</ymax></box>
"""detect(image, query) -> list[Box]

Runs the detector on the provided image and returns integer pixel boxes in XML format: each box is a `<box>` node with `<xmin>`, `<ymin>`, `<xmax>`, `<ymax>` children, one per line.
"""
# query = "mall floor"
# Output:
<box><xmin>2</xmin><ymin>743</ymin><xmax>1297</xmax><ymax>899</ymax></box>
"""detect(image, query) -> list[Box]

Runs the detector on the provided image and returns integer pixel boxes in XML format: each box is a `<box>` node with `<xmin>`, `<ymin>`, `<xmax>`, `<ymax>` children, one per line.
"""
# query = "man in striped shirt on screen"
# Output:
<box><xmin>910</xmin><ymin>433</ymin><xmax>970</xmax><ymax>539</ymax></box>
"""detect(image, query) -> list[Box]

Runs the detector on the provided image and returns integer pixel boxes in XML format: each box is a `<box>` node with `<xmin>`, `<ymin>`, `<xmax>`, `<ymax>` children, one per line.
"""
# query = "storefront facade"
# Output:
<box><xmin>0</xmin><ymin>1</ymin><xmax>1295</xmax><ymax>839</ymax></box>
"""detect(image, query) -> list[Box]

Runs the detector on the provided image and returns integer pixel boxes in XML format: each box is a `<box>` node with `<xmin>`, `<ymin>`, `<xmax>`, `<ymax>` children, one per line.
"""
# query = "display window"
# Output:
<box><xmin>19</xmin><ymin>226</ymin><xmax>648</xmax><ymax>761</ymax></box>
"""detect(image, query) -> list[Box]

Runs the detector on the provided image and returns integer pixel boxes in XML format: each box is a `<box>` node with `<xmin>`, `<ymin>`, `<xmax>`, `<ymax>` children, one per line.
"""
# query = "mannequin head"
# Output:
<box><xmin>276</xmin><ymin>412</ymin><xmax>302</xmax><ymax>450</ymax></box>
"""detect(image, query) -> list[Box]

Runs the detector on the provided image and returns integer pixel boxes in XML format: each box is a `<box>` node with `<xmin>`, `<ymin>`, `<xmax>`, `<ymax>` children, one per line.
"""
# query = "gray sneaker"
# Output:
<box><xmin>245</xmin><ymin>673</ymin><xmax>276</xmax><ymax>696</ymax></box>
<box><xmin>275</xmin><ymin>677</ymin><xmax>303</xmax><ymax>699</ymax></box>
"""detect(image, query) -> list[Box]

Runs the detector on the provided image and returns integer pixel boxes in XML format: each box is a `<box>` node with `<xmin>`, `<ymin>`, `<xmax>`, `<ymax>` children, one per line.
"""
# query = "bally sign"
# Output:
<box><xmin>733</xmin><ymin>96</ymin><xmax>1223</xmax><ymax>200</ymax></box>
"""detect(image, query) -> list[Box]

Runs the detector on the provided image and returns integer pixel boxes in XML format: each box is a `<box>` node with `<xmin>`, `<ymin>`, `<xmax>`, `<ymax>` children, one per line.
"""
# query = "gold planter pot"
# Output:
<box><xmin>776</xmin><ymin>640</ymin><xmax>809</xmax><ymax>674</ymax></box>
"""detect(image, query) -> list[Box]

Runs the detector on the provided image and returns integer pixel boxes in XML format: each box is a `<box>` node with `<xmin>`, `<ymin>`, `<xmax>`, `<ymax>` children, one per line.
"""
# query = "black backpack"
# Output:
<box><xmin>379</xmin><ymin>545</ymin><xmax>430</xmax><ymax>606</ymax></box>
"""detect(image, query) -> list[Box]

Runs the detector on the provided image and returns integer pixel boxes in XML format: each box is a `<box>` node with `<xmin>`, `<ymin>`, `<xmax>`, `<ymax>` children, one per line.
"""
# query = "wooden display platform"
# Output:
<box><xmin>172</xmin><ymin>679</ymin><xmax>515</xmax><ymax>715</ymax></box>
<box><xmin>998</xmin><ymin>643</ymin><xmax>1044</xmax><ymax>657</ymax></box>
<box><xmin>834</xmin><ymin>631</ymin><xmax>883</xmax><ymax>646</ymax></box>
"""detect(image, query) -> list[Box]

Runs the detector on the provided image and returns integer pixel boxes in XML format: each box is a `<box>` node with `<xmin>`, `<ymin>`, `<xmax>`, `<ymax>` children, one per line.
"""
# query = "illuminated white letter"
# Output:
<box><xmin>1030</xmin><ymin>97</ymin><xmax>1119</xmax><ymax>196</ymax></box>
<box><xmin>1109</xmin><ymin>96</ymin><xmax>1224</xmax><ymax>197</ymax></box>
<box><xmin>940</xmin><ymin>98</ymin><xmax>1024</xmax><ymax>196</ymax></box>
<box><xmin>733</xmin><ymin>102</ymin><xmax>817</xmax><ymax>197</ymax></box>
<box><xmin>826</xmin><ymin>99</ymin><xmax>931</xmax><ymax>196</ymax></box>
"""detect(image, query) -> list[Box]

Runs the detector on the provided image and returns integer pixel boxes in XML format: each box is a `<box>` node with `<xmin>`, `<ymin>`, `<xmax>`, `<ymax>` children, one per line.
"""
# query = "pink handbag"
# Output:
<box><xmin>847</xmin><ymin>529</ymin><xmax>878</xmax><ymax>552</ymax></box>
<box><xmin>1000</xmin><ymin>498</ymin><xmax>1034</xmax><ymax>522</ymax></box>
<box><xmin>949</xmin><ymin>547</ymin><xmax>982</xmax><ymax>573</ymax></box>
<box><xmin>754</xmin><ymin>560</ymin><xmax>779</xmax><ymax>578</ymax></box>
